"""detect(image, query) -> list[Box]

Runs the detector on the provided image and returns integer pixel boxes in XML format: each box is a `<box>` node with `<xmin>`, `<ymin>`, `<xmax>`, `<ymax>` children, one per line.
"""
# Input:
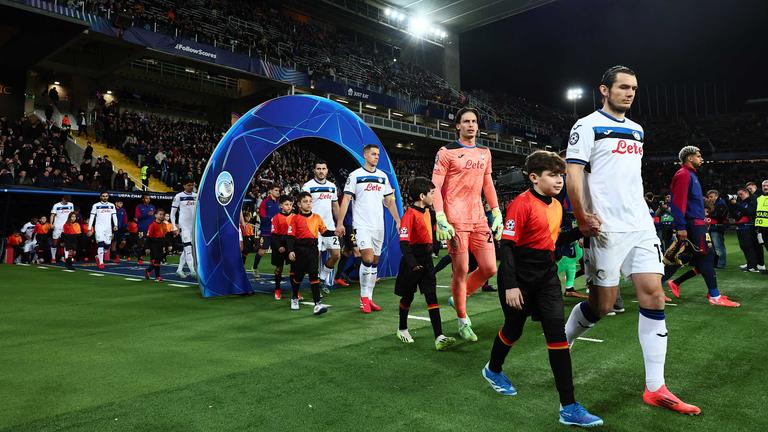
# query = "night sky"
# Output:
<box><xmin>460</xmin><ymin>0</ymin><xmax>768</xmax><ymax>113</ymax></box>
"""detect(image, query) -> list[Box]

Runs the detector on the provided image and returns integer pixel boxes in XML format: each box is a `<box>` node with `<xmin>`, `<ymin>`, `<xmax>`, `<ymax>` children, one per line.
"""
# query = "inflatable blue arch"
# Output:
<box><xmin>195</xmin><ymin>95</ymin><xmax>403</xmax><ymax>298</ymax></box>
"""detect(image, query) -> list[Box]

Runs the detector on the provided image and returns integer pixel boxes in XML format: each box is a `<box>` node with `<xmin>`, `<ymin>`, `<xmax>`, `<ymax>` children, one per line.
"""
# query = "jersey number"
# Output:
<box><xmin>653</xmin><ymin>244</ymin><xmax>662</xmax><ymax>263</ymax></box>
<box><xmin>486</xmin><ymin>232</ymin><xmax>493</xmax><ymax>244</ymax></box>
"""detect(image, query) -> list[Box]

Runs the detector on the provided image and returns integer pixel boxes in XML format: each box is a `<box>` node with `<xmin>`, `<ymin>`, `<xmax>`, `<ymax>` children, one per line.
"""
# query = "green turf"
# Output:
<box><xmin>1</xmin><ymin>235</ymin><xmax>766</xmax><ymax>431</ymax></box>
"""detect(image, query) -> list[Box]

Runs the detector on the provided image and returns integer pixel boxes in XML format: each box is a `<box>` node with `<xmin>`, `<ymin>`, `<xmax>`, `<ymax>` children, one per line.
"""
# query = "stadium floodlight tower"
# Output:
<box><xmin>566</xmin><ymin>87</ymin><xmax>583</xmax><ymax>117</ymax></box>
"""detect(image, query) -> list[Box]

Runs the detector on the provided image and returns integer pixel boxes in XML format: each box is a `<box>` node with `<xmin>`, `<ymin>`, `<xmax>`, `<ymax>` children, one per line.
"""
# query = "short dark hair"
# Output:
<box><xmin>142</xmin><ymin>193</ymin><xmax>150</xmax><ymax>198</ymax></box>
<box><xmin>738</xmin><ymin>187</ymin><xmax>749</xmax><ymax>194</ymax></box>
<box><xmin>296</xmin><ymin>191</ymin><xmax>312</xmax><ymax>202</ymax></box>
<box><xmin>363</xmin><ymin>144</ymin><xmax>379</xmax><ymax>153</ymax></box>
<box><xmin>100</xmin><ymin>190</ymin><xmax>109</xmax><ymax>195</ymax></box>
<box><xmin>314</xmin><ymin>160</ymin><xmax>327</xmax><ymax>168</ymax></box>
<box><xmin>524</xmin><ymin>150</ymin><xmax>566</xmax><ymax>176</ymax></box>
<box><xmin>409</xmin><ymin>177</ymin><xmax>435</xmax><ymax>203</ymax></box>
<box><xmin>156</xmin><ymin>208</ymin><xmax>165</xmax><ymax>214</ymax></box>
<box><xmin>268</xmin><ymin>183</ymin><xmax>280</xmax><ymax>191</ymax></box>
<box><xmin>600</xmin><ymin>65</ymin><xmax>636</xmax><ymax>89</ymax></box>
<box><xmin>746</xmin><ymin>182</ymin><xmax>757</xmax><ymax>187</ymax></box>
<box><xmin>278</xmin><ymin>194</ymin><xmax>293</xmax><ymax>204</ymax></box>
<box><xmin>62</xmin><ymin>194</ymin><xmax>71</xmax><ymax>201</ymax></box>
<box><xmin>454</xmin><ymin>107</ymin><xmax>480</xmax><ymax>126</ymax></box>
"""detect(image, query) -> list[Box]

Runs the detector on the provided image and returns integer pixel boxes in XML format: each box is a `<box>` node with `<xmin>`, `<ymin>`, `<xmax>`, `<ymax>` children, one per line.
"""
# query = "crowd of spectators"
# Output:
<box><xmin>0</xmin><ymin>115</ymin><xmax>116</xmax><ymax>190</ymax></box>
<box><xmin>79</xmin><ymin>0</ymin><xmax>564</xmax><ymax>135</ymax></box>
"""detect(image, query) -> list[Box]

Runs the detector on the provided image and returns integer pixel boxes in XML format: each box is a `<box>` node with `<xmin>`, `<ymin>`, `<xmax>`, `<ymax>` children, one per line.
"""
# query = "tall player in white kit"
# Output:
<box><xmin>87</xmin><ymin>191</ymin><xmax>118</xmax><ymax>269</ymax></box>
<box><xmin>50</xmin><ymin>195</ymin><xmax>74</xmax><ymax>263</ymax></box>
<box><xmin>302</xmin><ymin>161</ymin><xmax>340</xmax><ymax>288</ymax></box>
<box><xmin>171</xmin><ymin>178</ymin><xmax>198</xmax><ymax>278</ymax></box>
<box><xmin>564</xmin><ymin>66</ymin><xmax>700</xmax><ymax>415</ymax></box>
<box><xmin>336</xmin><ymin>144</ymin><xmax>401</xmax><ymax>313</ymax></box>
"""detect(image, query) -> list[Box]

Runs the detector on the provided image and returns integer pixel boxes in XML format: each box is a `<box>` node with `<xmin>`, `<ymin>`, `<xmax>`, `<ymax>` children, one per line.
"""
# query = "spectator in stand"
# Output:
<box><xmin>77</xmin><ymin>110</ymin><xmax>87</xmax><ymax>137</ymax></box>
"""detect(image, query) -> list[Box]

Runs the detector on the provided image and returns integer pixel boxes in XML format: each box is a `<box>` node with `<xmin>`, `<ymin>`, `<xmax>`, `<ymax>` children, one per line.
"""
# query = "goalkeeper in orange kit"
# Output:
<box><xmin>431</xmin><ymin>107</ymin><xmax>503</xmax><ymax>341</ymax></box>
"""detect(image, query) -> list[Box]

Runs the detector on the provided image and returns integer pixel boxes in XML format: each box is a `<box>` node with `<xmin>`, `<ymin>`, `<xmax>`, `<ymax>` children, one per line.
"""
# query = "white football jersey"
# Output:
<box><xmin>171</xmin><ymin>191</ymin><xmax>198</xmax><ymax>228</ymax></box>
<box><xmin>21</xmin><ymin>222</ymin><xmax>35</xmax><ymax>240</ymax></box>
<box><xmin>51</xmin><ymin>201</ymin><xmax>74</xmax><ymax>228</ymax></box>
<box><xmin>302</xmin><ymin>178</ymin><xmax>338</xmax><ymax>230</ymax></box>
<box><xmin>565</xmin><ymin>110</ymin><xmax>654</xmax><ymax>232</ymax></box>
<box><xmin>89</xmin><ymin>201</ymin><xmax>117</xmax><ymax>229</ymax></box>
<box><xmin>343</xmin><ymin>167</ymin><xmax>393</xmax><ymax>231</ymax></box>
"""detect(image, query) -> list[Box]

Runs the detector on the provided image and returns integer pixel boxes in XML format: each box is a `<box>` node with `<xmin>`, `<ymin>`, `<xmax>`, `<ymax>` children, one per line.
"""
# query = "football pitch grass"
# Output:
<box><xmin>1</xmin><ymin>235</ymin><xmax>766</xmax><ymax>431</ymax></box>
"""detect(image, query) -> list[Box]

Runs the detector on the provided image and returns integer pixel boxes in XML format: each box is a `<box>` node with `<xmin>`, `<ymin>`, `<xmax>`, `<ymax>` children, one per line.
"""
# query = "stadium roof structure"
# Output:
<box><xmin>385</xmin><ymin>0</ymin><xmax>557</xmax><ymax>32</ymax></box>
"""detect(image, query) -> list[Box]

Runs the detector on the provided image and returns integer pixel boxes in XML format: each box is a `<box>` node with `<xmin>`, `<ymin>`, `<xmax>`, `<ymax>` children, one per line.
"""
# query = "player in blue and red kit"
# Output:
<box><xmin>253</xmin><ymin>184</ymin><xmax>281</xmax><ymax>276</ymax></box>
<box><xmin>667</xmin><ymin>146</ymin><xmax>740</xmax><ymax>307</ymax></box>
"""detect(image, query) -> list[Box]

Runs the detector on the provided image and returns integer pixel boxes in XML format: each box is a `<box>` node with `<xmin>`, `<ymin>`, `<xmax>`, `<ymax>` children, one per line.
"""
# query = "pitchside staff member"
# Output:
<box><xmin>730</xmin><ymin>188</ymin><xmax>759</xmax><ymax>272</ymax></box>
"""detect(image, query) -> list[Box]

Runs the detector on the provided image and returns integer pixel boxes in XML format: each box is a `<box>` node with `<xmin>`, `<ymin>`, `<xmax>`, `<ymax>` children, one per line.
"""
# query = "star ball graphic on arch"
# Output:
<box><xmin>195</xmin><ymin>95</ymin><xmax>403</xmax><ymax>298</ymax></box>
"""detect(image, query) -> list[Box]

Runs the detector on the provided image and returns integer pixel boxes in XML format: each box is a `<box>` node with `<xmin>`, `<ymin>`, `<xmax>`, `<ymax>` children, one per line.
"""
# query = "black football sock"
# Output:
<box><xmin>275</xmin><ymin>268</ymin><xmax>283</xmax><ymax>292</ymax></box>
<box><xmin>424</xmin><ymin>292</ymin><xmax>443</xmax><ymax>337</ymax></box>
<box><xmin>252</xmin><ymin>254</ymin><xmax>262</xmax><ymax>271</ymax></box>
<box><xmin>673</xmin><ymin>268</ymin><xmax>698</xmax><ymax>286</ymax></box>
<box><xmin>433</xmin><ymin>254</ymin><xmax>452</xmax><ymax>275</ymax></box>
<box><xmin>336</xmin><ymin>255</ymin><xmax>347</xmax><ymax>278</ymax></box>
<box><xmin>290</xmin><ymin>272</ymin><xmax>300</xmax><ymax>299</ymax></box>
<box><xmin>310</xmin><ymin>280</ymin><xmax>321</xmax><ymax>304</ymax></box>
<box><xmin>489</xmin><ymin>329</ymin><xmax>517</xmax><ymax>373</ymax></box>
<box><xmin>543</xmin><ymin>319</ymin><xmax>576</xmax><ymax>406</ymax></box>
<box><xmin>489</xmin><ymin>314</ymin><xmax>525</xmax><ymax>373</ymax></box>
<box><xmin>399</xmin><ymin>292</ymin><xmax>414</xmax><ymax>330</ymax></box>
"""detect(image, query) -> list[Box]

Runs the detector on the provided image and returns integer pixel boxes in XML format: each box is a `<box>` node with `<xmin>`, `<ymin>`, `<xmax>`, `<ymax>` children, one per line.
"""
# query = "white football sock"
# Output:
<box><xmin>97</xmin><ymin>247</ymin><xmax>104</xmax><ymax>264</ymax></box>
<box><xmin>50</xmin><ymin>247</ymin><xmax>57</xmax><ymax>260</ymax></box>
<box><xmin>186</xmin><ymin>246</ymin><xmax>196</xmax><ymax>273</ymax></box>
<box><xmin>64</xmin><ymin>249</ymin><xmax>69</xmax><ymax>259</ymax></box>
<box><xmin>177</xmin><ymin>250</ymin><xmax>186</xmax><ymax>272</ymax></box>
<box><xmin>638</xmin><ymin>309</ymin><xmax>667</xmax><ymax>392</ymax></box>
<box><xmin>565</xmin><ymin>301</ymin><xmax>599</xmax><ymax>346</ymax></box>
<box><xmin>368</xmin><ymin>266</ymin><xmax>377</xmax><ymax>299</ymax></box>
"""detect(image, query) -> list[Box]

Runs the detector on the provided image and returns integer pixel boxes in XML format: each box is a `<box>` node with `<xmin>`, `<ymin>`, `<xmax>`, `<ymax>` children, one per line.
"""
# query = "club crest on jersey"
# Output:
<box><xmin>632</xmin><ymin>131</ymin><xmax>642</xmax><ymax>141</ymax></box>
<box><xmin>569</xmin><ymin>132</ymin><xmax>579</xmax><ymax>146</ymax></box>
<box><xmin>399</xmin><ymin>227</ymin><xmax>408</xmax><ymax>237</ymax></box>
<box><xmin>215</xmin><ymin>171</ymin><xmax>234</xmax><ymax>206</ymax></box>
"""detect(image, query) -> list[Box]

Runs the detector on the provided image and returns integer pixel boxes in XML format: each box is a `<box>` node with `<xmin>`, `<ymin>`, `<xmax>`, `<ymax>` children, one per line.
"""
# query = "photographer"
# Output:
<box><xmin>730</xmin><ymin>187</ymin><xmax>759</xmax><ymax>272</ymax></box>
<box><xmin>706</xmin><ymin>190</ymin><xmax>729</xmax><ymax>269</ymax></box>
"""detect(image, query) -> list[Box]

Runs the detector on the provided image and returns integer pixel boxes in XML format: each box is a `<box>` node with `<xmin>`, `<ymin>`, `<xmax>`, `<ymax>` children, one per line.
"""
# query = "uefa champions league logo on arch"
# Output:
<box><xmin>215</xmin><ymin>171</ymin><xmax>235</xmax><ymax>205</ymax></box>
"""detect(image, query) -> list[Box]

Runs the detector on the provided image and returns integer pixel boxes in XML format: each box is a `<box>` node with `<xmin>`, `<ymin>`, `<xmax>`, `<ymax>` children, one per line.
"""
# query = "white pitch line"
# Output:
<box><xmin>16</xmin><ymin>263</ymin><xmax>30</xmax><ymax>266</ymax></box>
<box><xmin>37</xmin><ymin>266</ymin><xmax>48</xmax><ymax>269</ymax></box>
<box><xmin>631</xmin><ymin>300</ymin><xmax>677</xmax><ymax>307</ymax></box>
<box><xmin>62</xmin><ymin>269</ymin><xmax>75</xmax><ymax>273</ymax></box>
<box><xmin>577</xmin><ymin>337</ymin><xmax>604</xmax><ymax>343</ymax></box>
<box><xmin>169</xmin><ymin>284</ymin><xmax>188</xmax><ymax>288</ymax></box>
<box><xmin>300</xmin><ymin>302</ymin><xmax>332</xmax><ymax>307</ymax></box>
<box><xmin>89</xmin><ymin>273</ymin><xmax>104</xmax><ymax>277</ymax></box>
<box><xmin>408</xmin><ymin>315</ymin><xmax>431</xmax><ymax>322</ymax></box>
<box><xmin>436</xmin><ymin>285</ymin><xmax>450</xmax><ymax>288</ymax></box>
<box><xmin>125</xmin><ymin>278</ymin><xmax>142</xmax><ymax>282</ymax></box>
